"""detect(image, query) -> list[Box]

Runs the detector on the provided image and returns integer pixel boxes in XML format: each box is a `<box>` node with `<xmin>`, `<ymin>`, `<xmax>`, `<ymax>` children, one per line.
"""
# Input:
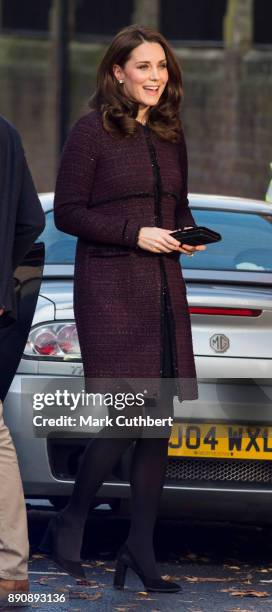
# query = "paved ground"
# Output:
<box><xmin>15</xmin><ymin>504</ymin><xmax>272</xmax><ymax>612</ymax></box>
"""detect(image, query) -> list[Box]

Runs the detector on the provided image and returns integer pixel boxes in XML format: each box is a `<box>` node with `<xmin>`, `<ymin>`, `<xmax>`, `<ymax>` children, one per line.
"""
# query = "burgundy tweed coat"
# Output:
<box><xmin>54</xmin><ymin>111</ymin><xmax>198</xmax><ymax>402</ymax></box>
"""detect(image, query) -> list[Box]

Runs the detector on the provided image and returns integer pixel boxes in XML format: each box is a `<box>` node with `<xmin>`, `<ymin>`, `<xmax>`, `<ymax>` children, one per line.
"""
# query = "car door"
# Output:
<box><xmin>0</xmin><ymin>242</ymin><xmax>45</xmax><ymax>400</ymax></box>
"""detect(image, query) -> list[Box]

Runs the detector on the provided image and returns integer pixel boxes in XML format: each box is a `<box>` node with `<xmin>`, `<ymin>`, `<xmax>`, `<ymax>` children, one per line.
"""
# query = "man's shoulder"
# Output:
<box><xmin>0</xmin><ymin>115</ymin><xmax>21</xmax><ymax>147</ymax></box>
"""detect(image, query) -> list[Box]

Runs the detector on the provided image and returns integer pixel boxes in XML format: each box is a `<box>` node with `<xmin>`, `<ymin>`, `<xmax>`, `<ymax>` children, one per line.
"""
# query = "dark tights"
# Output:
<box><xmin>126</xmin><ymin>436</ymin><xmax>170</xmax><ymax>578</ymax></box>
<box><xmin>59</xmin><ymin>305</ymin><xmax>174</xmax><ymax>579</ymax></box>
<box><xmin>58</xmin><ymin>433</ymin><xmax>170</xmax><ymax>579</ymax></box>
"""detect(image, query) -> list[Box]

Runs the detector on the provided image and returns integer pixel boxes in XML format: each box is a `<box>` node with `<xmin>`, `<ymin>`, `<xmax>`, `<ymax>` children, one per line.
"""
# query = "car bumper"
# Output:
<box><xmin>4</xmin><ymin>357</ymin><xmax>272</xmax><ymax>522</ymax></box>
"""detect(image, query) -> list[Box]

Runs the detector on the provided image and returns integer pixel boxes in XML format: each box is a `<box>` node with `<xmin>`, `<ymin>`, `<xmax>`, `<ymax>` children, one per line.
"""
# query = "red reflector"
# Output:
<box><xmin>189</xmin><ymin>307</ymin><xmax>262</xmax><ymax>317</ymax></box>
<box><xmin>34</xmin><ymin>331</ymin><xmax>58</xmax><ymax>355</ymax></box>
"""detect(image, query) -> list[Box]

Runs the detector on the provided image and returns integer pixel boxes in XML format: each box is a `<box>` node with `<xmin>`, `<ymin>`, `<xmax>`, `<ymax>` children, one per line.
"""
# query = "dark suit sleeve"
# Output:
<box><xmin>0</xmin><ymin>119</ymin><xmax>45</xmax><ymax>314</ymax></box>
<box><xmin>175</xmin><ymin>130</ymin><xmax>197</xmax><ymax>230</ymax></box>
<box><xmin>12</xmin><ymin>141</ymin><xmax>45</xmax><ymax>270</ymax></box>
<box><xmin>54</xmin><ymin>115</ymin><xmax>141</xmax><ymax>248</ymax></box>
<box><xmin>0</xmin><ymin>123</ymin><xmax>15</xmax><ymax>311</ymax></box>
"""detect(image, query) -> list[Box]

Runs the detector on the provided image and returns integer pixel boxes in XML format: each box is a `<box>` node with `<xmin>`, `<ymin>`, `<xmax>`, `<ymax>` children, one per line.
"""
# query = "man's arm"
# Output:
<box><xmin>0</xmin><ymin>117</ymin><xmax>45</xmax><ymax>316</ymax></box>
<box><xmin>12</xmin><ymin>140</ymin><xmax>45</xmax><ymax>270</ymax></box>
<box><xmin>0</xmin><ymin>118</ymin><xmax>15</xmax><ymax>313</ymax></box>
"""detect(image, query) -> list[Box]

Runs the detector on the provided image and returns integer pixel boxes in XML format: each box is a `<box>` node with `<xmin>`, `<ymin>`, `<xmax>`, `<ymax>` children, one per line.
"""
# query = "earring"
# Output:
<box><xmin>119</xmin><ymin>80</ymin><xmax>124</xmax><ymax>84</ymax></box>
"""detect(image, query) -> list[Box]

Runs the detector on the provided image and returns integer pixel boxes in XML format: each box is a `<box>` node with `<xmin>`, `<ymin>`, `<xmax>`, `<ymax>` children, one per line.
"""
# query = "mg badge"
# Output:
<box><xmin>210</xmin><ymin>334</ymin><xmax>229</xmax><ymax>353</ymax></box>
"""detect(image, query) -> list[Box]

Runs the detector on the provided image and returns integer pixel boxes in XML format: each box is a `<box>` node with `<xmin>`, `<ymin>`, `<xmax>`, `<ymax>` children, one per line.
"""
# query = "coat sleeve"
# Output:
<box><xmin>0</xmin><ymin>121</ymin><xmax>44</xmax><ymax>313</ymax></box>
<box><xmin>54</xmin><ymin>115</ymin><xmax>141</xmax><ymax>248</ymax></box>
<box><xmin>12</xmin><ymin>138</ymin><xmax>45</xmax><ymax>270</ymax></box>
<box><xmin>175</xmin><ymin>130</ymin><xmax>197</xmax><ymax>230</ymax></box>
<box><xmin>0</xmin><ymin>127</ymin><xmax>11</xmax><ymax>310</ymax></box>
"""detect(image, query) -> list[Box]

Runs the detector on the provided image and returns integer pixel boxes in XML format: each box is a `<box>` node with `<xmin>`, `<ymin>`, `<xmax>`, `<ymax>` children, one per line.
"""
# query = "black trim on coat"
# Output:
<box><xmin>142</xmin><ymin>126</ymin><xmax>180</xmax><ymax>398</ymax></box>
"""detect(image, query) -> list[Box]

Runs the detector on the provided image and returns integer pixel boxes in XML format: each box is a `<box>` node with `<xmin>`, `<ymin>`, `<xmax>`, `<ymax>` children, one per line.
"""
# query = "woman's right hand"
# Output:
<box><xmin>137</xmin><ymin>227</ymin><xmax>198</xmax><ymax>255</ymax></box>
<box><xmin>0</xmin><ymin>309</ymin><xmax>4</xmax><ymax>316</ymax></box>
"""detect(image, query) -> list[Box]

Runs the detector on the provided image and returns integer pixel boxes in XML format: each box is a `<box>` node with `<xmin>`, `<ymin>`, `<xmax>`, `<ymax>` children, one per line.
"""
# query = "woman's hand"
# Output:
<box><xmin>0</xmin><ymin>309</ymin><xmax>4</xmax><ymax>316</ymax></box>
<box><xmin>180</xmin><ymin>226</ymin><xmax>207</xmax><ymax>256</ymax></box>
<box><xmin>137</xmin><ymin>226</ymin><xmax>207</xmax><ymax>255</ymax></box>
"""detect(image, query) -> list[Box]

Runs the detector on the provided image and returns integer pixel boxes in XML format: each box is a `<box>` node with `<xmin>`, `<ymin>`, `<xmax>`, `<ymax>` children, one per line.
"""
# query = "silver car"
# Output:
<box><xmin>4</xmin><ymin>193</ymin><xmax>272</xmax><ymax>523</ymax></box>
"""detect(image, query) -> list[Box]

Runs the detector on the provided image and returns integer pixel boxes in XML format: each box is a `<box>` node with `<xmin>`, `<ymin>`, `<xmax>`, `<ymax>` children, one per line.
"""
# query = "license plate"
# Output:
<box><xmin>168</xmin><ymin>422</ymin><xmax>272</xmax><ymax>460</ymax></box>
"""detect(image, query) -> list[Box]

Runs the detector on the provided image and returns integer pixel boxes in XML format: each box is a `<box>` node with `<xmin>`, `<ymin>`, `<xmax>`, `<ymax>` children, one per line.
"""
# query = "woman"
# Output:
<box><xmin>44</xmin><ymin>24</ymin><xmax>206</xmax><ymax>593</ymax></box>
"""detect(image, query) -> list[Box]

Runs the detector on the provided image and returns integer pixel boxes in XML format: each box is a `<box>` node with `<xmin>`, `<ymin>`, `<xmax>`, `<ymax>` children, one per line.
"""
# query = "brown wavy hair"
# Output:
<box><xmin>89</xmin><ymin>25</ymin><xmax>183</xmax><ymax>142</ymax></box>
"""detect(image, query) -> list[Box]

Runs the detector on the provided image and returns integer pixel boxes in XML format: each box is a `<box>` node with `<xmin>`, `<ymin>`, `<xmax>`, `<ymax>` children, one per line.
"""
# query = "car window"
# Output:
<box><xmin>39</xmin><ymin>210</ymin><xmax>76</xmax><ymax>264</ymax></box>
<box><xmin>182</xmin><ymin>209</ymin><xmax>272</xmax><ymax>272</ymax></box>
<box><xmin>39</xmin><ymin>207</ymin><xmax>272</xmax><ymax>271</ymax></box>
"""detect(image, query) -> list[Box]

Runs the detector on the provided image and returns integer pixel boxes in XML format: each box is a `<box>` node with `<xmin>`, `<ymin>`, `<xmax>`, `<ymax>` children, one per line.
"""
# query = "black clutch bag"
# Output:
<box><xmin>170</xmin><ymin>226</ymin><xmax>222</xmax><ymax>246</ymax></box>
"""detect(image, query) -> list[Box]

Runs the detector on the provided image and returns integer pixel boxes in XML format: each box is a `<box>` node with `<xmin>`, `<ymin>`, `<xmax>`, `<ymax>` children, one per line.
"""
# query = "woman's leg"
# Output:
<box><xmin>126</xmin><ymin>435</ymin><xmax>170</xmax><ymax>579</ymax></box>
<box><xmin>125</xmin><ymin>299</ymin><xmax>174</xmax><ymax>579</ymax></box>
<box><xmin>55</xmin><ymin>435</ymin><xmax>134</xmax><ymax>560</ymax></box>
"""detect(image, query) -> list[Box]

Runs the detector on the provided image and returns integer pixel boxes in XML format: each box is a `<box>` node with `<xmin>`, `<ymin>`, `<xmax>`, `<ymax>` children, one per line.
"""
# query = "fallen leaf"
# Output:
<box><xmin>105</xmin><ymin>567</ymin><xmax>115</xmax><ymax>572</ymax></box>
<box><xmin>234</xmin><ymin>590</ymin><xmax>269</xmax><ymax>598</ymax></box>
<box><xmin>161</xmin><ymin>574</ymin><xmax>180</xmax><ymax>581</ymax></box>
<box><xmin>136</xmin><ymin>597</ymin><xmax>155</xmax><ymax>601</ymax></box>
<box><xmin>114</xmin><ymin>608</ymin><xmax>138</xmax><ymax>612</ymax></box>
<box><xmin>114</xmin><ymin>608</ymin><xmax>139</xmax><ymax>612</ymax></box>
<box><xmin>113</xmin><ymin>607</ymin><xmax>132</xmax><ymax>612</ymax></box>
<box><xmin>31</xmin><ymin>554</ymin><xmax>46</xmax><ymax>559</ymax></box>
<box><xmin>93</xmin><ymin>560</ymin><xmax>105</xmax><ymax>566</ymax></box>
<box><xmin>184</xmin><ymin>576</ymin><xmax>233</xmax><ymax>583</ymax></box>
<box><xmin>75</xmin><ymin>578</ymin><xmax>99</xmax><ymax>587</ymax></box>
<box><xmin>137</xmin><ymin>591</ymin><xmax>149</xmax><ymax>596</ymax></box>
<box><xmin>70</xmin><ymin>590</ymin><xmax>102</xmax><ymax>601</ymax></box>
<box><xmin>241</xmin><ymin>574</ymin><xmax>253</xmax><ymax>584</ymax></box>
<box><xmin>223</xmin><ymin>565</ymin><xmax>241</xmax><ymax>571</ymax></box>
<box><xmin>33</xmin><ymin>577</ymin><xmax>51</xmax><ymax>586</ymax></box>
<box><xmin>220</xmin><ymin>588</ymin><xmax>237</xmax><ymax>593</ymax></box>
<box><xmin>221</xmin><ymin>589</ymin><xmax>269</xmax><ymax>598</ymax></box>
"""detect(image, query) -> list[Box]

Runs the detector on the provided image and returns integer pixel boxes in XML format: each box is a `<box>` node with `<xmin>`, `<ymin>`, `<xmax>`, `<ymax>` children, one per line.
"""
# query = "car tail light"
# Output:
<box><xmin>189</xmin><ymin>307</ymin><xmax>262</xmax><ymax>317</ymax></box>
<box><xmin>57</xmin><ymin>324</ymin><xmax>80</xmax><ymax>354</ymax></box>
<box><xmin>34</xmin><ymin>330</ymin><xmax>59</xmax><ymax>356</ymax></box>
<box><xmin>24</xmin><ymin>323</ymin><xmax>81</xmax><ymax>360</ymax></box>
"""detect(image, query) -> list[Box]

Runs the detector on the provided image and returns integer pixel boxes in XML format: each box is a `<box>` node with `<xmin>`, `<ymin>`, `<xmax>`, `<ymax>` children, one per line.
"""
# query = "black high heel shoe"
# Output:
<box><xmin>39</xmin><ymin>514</ymin><xmax>86</xmax><ymax>580</ymax></box>
<box><xmin>113</xmin><ymin>544</ymin><xmax>181</xmax><ymax>593</ymax></box>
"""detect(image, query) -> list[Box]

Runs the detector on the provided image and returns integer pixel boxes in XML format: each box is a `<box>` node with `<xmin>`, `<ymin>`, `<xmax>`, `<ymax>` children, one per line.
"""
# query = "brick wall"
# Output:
<box><xmin>1</xmin><ymin>35</ymin><xmax>272</xmax><ymax>199</ymax></box>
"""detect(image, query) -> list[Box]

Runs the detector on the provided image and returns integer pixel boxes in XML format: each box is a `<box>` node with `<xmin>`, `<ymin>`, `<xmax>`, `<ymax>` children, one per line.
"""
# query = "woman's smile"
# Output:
<box><xmin>142</xmin><ymin>85</ymin><xmax>160</xmax><ymax>95</ymax></box>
